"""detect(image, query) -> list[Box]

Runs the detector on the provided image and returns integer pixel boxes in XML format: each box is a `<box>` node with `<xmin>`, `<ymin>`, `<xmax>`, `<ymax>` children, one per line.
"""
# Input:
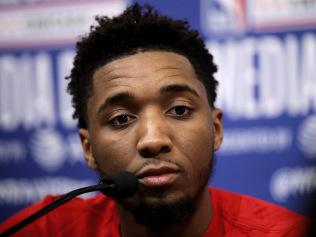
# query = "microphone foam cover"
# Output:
<box><xmin>99</xmin><ymin>171</ymin><xmax>138</xmax><ymax>199</ymax></box>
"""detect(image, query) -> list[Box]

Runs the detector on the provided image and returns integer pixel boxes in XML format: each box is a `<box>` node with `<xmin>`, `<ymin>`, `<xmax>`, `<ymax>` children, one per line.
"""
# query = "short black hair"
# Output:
<box><xmin>67</xmin><ymin>3</ymin><xmax>218</xmax><ymax>128</ymax></box>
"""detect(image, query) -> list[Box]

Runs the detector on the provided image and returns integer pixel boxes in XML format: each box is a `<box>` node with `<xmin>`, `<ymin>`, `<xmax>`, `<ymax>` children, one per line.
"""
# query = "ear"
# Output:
<box><xmin>212</xmin><ymin>108</ymin><xmax>224</xmax><ymax>151</ymax></box>
<box><xmin>79</xmin><ymin>129</ymin><xmax>98</xmax><ymax>170</ymax></box>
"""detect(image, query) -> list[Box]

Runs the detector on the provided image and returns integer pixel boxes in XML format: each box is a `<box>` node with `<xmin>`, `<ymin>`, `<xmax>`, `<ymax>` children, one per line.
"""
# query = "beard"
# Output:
<box><xmin>95</xmin><ymin>141</ymin><xmax>216</xmax><ymax>229</ymax></box>
<box><xmin>115</xmin><ymin>154</ymin><xmax>216</xmax><ymax>231</ymax></box>
<box><xmin>117</xmin><ymin>195</ymin><xmax>195</xmax><ymax>231</ymax></box>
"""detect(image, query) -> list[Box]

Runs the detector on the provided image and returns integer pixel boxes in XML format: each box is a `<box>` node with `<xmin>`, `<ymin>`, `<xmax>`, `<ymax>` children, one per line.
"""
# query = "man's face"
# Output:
<box><xmin>80</xmin><ymin>51</ymin><xmax>223</xmax><ymax>207</ymax></box>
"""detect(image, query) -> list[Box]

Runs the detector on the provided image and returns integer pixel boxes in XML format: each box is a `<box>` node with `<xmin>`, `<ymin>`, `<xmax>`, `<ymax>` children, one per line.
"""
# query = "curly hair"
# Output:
<box><xmin>67</xmin><ymin>3</ymin><xmax>218</xmax><ymax>128</ymax></box>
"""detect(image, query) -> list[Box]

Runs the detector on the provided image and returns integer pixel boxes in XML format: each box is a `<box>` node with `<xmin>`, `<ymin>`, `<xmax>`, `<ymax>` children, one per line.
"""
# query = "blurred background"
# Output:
<box><xmin>0</xmin><ymin>0</ymin><xmax>315</xmax><ymax>222</ymax></box>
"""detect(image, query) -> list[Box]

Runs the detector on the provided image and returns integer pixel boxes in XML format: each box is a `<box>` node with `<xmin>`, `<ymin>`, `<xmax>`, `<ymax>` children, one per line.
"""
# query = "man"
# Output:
<box><xmin>0</xmin><ymin>3</ymin><xmax>309</xmax><ymax>237</ymax></box>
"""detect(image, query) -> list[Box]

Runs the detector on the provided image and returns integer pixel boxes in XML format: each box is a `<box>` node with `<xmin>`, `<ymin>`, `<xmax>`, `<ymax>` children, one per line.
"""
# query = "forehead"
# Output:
<box><xmin>88</xmin><ymin>51</ymin><xmax>208</xmax><ymax>113</ymax></box>
<box><xmin>92</xmin><ymin>51</ymin><xmax>202</xmax><ymax>91</ymax></box>
<box><xmin>95</xmin><ymin>51</ymin><xmax>196</xmax><ymax>78</ymax></box>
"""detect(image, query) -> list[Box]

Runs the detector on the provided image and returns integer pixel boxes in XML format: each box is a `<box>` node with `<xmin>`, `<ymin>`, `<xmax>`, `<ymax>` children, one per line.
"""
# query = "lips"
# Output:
<box><xmin>136</xmin><ymin>166</ymin><xmax>180</xmax><ymax>187</ymax></box>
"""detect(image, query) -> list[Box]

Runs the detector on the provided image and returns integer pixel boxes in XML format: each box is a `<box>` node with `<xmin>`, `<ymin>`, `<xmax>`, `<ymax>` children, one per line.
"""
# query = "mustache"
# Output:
<box><xmin>135</xmin><ymin>157</ymin><xmax>185</xmax><ymax>174</ymax></box>
<box><xmin>96</xmin><ymin>157</ymin><xmax>185</xmax><ymax>179</ymax></box>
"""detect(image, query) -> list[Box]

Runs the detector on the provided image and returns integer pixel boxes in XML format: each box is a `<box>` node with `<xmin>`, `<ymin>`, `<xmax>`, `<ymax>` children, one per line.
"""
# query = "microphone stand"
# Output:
<box><xmin>0</xmin><ymin>183</ymin><xmax>114</xmax><ymax>237</ymax></box>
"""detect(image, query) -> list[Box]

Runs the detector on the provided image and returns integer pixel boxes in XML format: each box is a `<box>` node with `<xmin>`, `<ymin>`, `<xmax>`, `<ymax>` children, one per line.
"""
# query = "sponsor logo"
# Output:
<box><xmin>270</xmin><ymin>166</ymin><xmax>316</xmax><ymax>202</ymax></box>
<box><xmin>28</xmin><ymin>128</ymin><xmax>85</xmax><ymax>170</ymax></box>
<box><xmin>0</xmin><ymin>51</ymin><xmax>76</xmax><ymax>131</ymax></box>
<box><xmin>208</xmin><ymin>33</ymin><xmax>316</xmax><ymax>120</ymax></box>
<box><xmin>30</xmin><ymin>128</ymin><xmax>65</xmax><ymax>172</ymax></box>
<box><xmin>0</xmin><ymin>0</ymin><xmax>127</xmax><ymax>48</ymax></box>
<box><xmin>0</xmin><ymin>140</ymin><xmax>26</xmax><ymax>163</ymax></box>
<box><xmin>249</xmin><ymin>0</ymin><xmax>316</xmax><ymax>31</ymax></box>
<box><xmin>200</xmin><ymin>0</ymin><xmax>247</xmax><ymax>35</ymax></box>
<box><xmin>0</xmin><ymin>177</ymin><xmax>94</xmax><ymax>204</ymax></box>
<box><xmin>219</xmin><ymin>127</ymin><xmax>292</xmax><ymax>155</ymax></box>
<box><xmin>298</xmin><ymin>115</ymin><xmax>316</xmax><ymax>158</ymax></box>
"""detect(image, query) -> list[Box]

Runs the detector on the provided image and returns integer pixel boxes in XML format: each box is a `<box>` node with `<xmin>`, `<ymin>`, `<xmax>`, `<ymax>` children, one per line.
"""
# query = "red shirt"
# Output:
<box><xmin>0</xmin><ymin>188</ymin><xmax>309</xmax><ymax>237</ymax></box>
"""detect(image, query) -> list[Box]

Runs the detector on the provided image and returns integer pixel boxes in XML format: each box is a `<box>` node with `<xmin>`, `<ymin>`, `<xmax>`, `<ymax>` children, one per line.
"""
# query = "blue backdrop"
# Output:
<box><xmin>0</xmin><ymin>0</ymin><xmax>316</xmax><ymax>223</ymax></box>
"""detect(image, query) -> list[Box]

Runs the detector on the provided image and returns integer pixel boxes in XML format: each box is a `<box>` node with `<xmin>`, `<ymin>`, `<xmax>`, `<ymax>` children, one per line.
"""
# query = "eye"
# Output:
<box><xmin>110</xmin><ymin>114</ymin><xmax>136</xmax><ymax>126</ymax></box>
<box><xmin>168</xmin><ymin>105</ymin><xmax>192</xmax><ymax>117</ymax></box>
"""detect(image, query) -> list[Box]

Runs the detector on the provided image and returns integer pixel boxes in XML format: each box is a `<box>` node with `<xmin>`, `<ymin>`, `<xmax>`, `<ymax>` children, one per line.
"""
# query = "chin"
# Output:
<box><xmin>118</xmin><ymin>192</ymin><xmax>196</xmax><ymax>229</ymax></box>
<box><xmin>139</xmin><ymin>185</ymin><xmax>191</xmax><ymax>201</ymax></box>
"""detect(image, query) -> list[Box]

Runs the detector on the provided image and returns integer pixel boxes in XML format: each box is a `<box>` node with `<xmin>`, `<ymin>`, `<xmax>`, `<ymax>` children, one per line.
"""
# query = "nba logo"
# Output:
<box><xmin>200</xmin><ymin>0</ymin><xmax>247</xmax><ymax>36</ymax></box>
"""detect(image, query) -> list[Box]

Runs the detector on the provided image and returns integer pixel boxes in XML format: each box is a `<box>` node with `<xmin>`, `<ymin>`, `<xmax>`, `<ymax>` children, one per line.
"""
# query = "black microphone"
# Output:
<box><xmin>0</xmin><ymin>171</ymin><xmax>138</xmax><ymax>237</ymax></box>
<box><xmin>99</xmin><ymin>171</ymin><xmax>139</xmax><ymax>198</ymax></box>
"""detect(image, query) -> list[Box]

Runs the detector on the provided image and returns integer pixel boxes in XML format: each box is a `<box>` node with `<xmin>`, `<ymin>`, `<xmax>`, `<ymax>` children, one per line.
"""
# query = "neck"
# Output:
<box><xmin>117</xmin><ymin>187</ymin><xmax>212</xmax><ymax>237</ymax></box>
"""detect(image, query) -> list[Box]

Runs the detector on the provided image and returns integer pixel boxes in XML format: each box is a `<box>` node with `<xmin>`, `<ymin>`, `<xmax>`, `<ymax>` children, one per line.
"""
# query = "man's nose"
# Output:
<box><xmin>136</xmin><ymin>114</ymin><xmax>172</xmax><ymax>158</ymax></box>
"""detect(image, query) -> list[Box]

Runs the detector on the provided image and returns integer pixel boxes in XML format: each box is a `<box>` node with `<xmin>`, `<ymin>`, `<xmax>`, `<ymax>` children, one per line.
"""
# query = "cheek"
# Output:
<box><xmin>91</xmin><ymin>131</ymin><xmax>136</xmax><ymax>173</ymax></box>
<box><xmin>176</xmin><ymin>117</ymin><xmax>213</xmax><ymax>174</ymax></box>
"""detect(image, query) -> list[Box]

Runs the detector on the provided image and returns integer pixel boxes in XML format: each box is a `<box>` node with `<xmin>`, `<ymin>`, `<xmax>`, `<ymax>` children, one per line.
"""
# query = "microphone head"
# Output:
<box><xmin>99</xmin><ymin>171</ymin><xmax>138</xmax><ymax>199</ymax></box>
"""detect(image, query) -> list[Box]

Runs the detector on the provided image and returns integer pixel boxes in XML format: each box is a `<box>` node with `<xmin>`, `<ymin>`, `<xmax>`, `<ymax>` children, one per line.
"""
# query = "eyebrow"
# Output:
<box><xmin>97</xmin><ymin>92</ymin><xmax>134</xmax><ymax>115</ymax></box>
<box><xmin>97</xmin><ymin>84</ymin><xmax>199</xmax><ymax>115</ymax></box>
<box><xmin>160</xmin><ymin>84</ymin><xmax>200</xmax><ymax>97</ymax></box>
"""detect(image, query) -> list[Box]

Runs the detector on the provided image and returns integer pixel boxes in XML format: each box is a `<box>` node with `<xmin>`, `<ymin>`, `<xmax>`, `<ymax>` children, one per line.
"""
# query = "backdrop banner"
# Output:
<box><xmin>0</xmin><ymin>0</ymin><xmax>315</xmax><ymax>222</ymax></box>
